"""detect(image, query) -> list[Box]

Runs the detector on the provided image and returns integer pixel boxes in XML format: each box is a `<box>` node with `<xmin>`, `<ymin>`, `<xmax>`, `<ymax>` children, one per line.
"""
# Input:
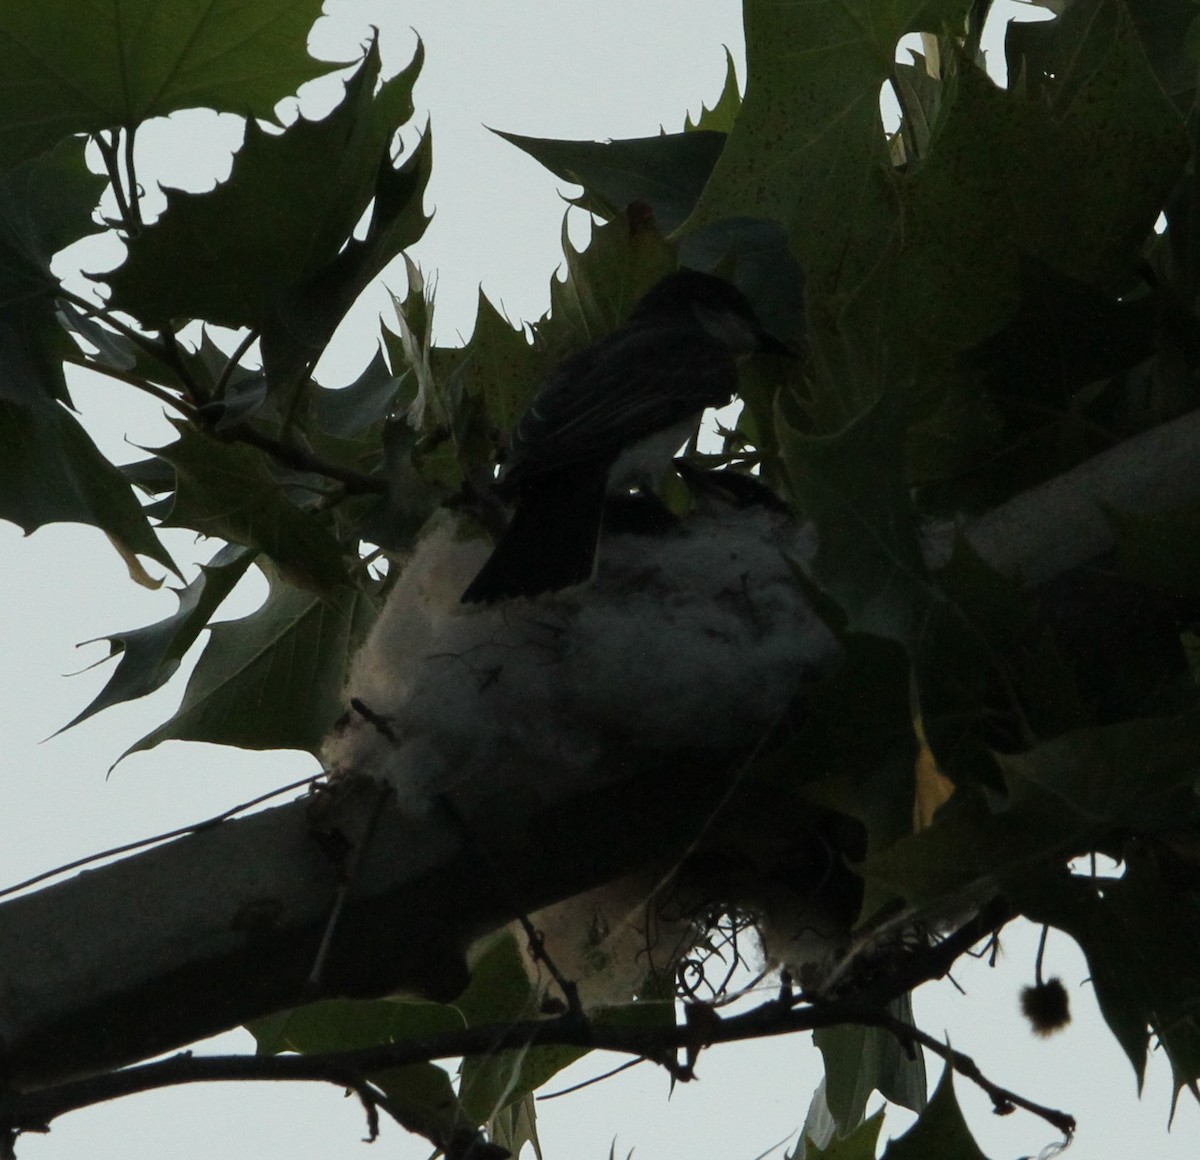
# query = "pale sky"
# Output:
<box><xmin>0</xmin><ymin>3</ymin><xmax>1196</xmax><ymax>1158</ymax></box>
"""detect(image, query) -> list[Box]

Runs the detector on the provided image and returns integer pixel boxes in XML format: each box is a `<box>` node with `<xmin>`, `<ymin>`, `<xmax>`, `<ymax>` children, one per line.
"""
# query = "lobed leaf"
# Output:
<box><xmin>122</xmin><ymin>567</ymin><xmax>376</xmax><ymax>759</ymax></box>
<box><xmin>0</xmin><ymin>0</ymin><xmax>339</xmax><ymax>171</ymax></box>
<box><xmin>879</xmin><ymin>1066</ymin><xmax>992</xmax><ymax>1160</ymax></box>
<box><xmin>154</xmin><ymin>422</ymin><xmax>348</xmax><ymax>597</ymax></box>
<box><xmin>60</xmin><ymin>544</ymin><xmax>255</xmax><ymax>732</ymax></box>
<box><xmin>108</xmin><ymin>38</ymin><xmax>427</xmax><ymax>334</ymax></box>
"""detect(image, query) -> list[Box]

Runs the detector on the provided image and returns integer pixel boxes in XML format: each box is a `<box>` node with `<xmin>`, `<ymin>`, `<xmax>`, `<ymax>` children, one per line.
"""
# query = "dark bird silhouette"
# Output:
<box><xmin>461</xmin><ymin>268</ymin><xmax>790</xmax><ymax>604</ymax></box>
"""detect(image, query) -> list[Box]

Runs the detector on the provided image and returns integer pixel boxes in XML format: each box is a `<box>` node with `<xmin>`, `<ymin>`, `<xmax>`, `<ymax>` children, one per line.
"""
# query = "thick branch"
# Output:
<box><xmin>937</xmin><ymin>405</ymin><xmax>1200</xmax><ymax>584</ymax></box>
<box><xmin>0</xmin><ymin>766</ymin><xmax>728</xmax><ymax>1090</ymax></box>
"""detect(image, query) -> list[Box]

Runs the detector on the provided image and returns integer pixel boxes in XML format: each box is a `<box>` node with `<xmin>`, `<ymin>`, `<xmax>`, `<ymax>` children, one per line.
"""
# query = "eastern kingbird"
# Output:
<box><xmin>461</xmin><ymin>268</ymin><xmax>790</xmax><ymax>604</ymax></box>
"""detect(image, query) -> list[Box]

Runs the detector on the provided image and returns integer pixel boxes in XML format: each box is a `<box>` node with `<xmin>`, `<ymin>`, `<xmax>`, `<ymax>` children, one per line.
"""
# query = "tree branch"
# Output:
<box><xmin>872</xmin><ymin>1010</ymin><xmax>1076</xmax><ymax>1141</ymax></box>
<box><xmin>0</xmin><ymin>900</ymin><xmax>1058</xmax><ymax>1148</ymax></box>
<box><xmin>940</xmin><ymin>405</ymin><xmax>1200</xmax><ymax>585</ymax></box>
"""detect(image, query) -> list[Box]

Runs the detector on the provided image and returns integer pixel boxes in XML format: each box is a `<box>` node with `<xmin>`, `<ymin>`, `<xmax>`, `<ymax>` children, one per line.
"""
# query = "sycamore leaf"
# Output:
<box><xmin>1005</xmin><ymin>0</ymin><xmax>1188</xmax><ymax>283</ymax></box>
<box><xmin>859</xmin><ymin>716</ymin><xmax>1200</xmax><ymax>914</ymax></box>
<box><xmin>1009</xmin><ymin>847</ymin><xmax>1200</xmax><ymax>1098</ymax></box>
<box><xmin>455</xmin><ymin>932</ymin><xmax>548</xmax><ymax>1127</ymax></box>
<box><xmin>108</xmin><ymin>38</ymin><xmax>426</xmax><ymax>332</ymax></box>
<box><xmin>814</xmin><ymin>996</ymin><xmax>926</xmax><ymax>1134</ymax></box>
<box><xmin>0</xmin><ymin>389</ymin><xmax>175</xmax><ymax>576</ymax></box>
<box><xmin>880</xmin><ymin>1066</ymin><xmax>992</xmax><ymax>1160</ymax></box>
<box><xmin>0</xmin><ymin>0</ymin><xmax>339</xmax><ymax>171</ymax></box>
<box><xmin>685</xmin><ymin>48</ymin><xmax>742</xmax><ymax>134</ymax></box>
<box><xmin>451</xmin><ymin>932</ymin><xmax>674</xmax><ymax>1129</ymax></box>
<box><xmin>494</xmin><ymin>128</ymin><xmax>727</xmax><ymax>234</ymax></box>
<box><xmin>542</xmin><ymin>207</ymin><xmax>676</xmax><ymax>356</ymax></box>
<box><xmin>61</xmin><ymin>544</ymin><xmax>255</xmax><ymax>732</ymax></box>
<box><xmin>797</xmin><ymin>1108</ymin><xmax>885</xmax><ymax>1160</ymax></box>
<box><xmin>312</xmin><ymin>346</ymin><xmax>401</xmax><ymax>440</ymax></box>
<box><xmin>259</xmin><ymin>123</ymin><xmax>433</xmax><ymax>405</ymax></box>
<box><xmin>0</xmin><ymin>137</ymin><xmax>105</xmax><ymax>317</ymax></box>
<box><xmin>683</xmin><ymin>0</ymin><xmax>973</xmax><ymax>294</ymax></box>
<box><xmin>776</xmin><ymin>399</ymin><xmax>929</xmax><ymax>644</ymax></box>
<box><xmin>249</xmin><ymin>997</ymin><xmax>467</xmax><ymax>1147</ymax></box>
<box><xmin>457</xmin><ymin>289</ymin><xmax>542</xmax><ymax>436</ymax></box>
<box><xmin>122</xmin><ymin>568</ymin><xmax>376</xmax><ymax>759</ymax></box>
<box><xmin>154</xmin><ymin>423</ymin><xmax>348</xmax><ymax>597</ymax></box>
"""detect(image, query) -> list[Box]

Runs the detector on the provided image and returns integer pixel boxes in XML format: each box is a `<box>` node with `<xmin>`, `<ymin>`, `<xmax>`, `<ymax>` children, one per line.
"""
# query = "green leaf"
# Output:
<box><xmin>458</xmin><ymin>290</ymin><xmax>542</xmax><ymax>437</ymax></box>
<box><xmin>0</xmin><ymin>386</ymin><xmax>175</xmax><ymax>577</ymax></box>
<box><xmin>800</xmin><ymin>1108</ymin><xmax>885</xmax><ymax>1160</ymax></box>
<box><xmin>495</xmin><ymin>128</ymin><xmax>727</xmax><ymax>234</ymax></box>
<box><xmin>122</xmin><ymin>567</ymin><xmax>376</xmax><ymax>758</ymax></box>
<box><xmin>154</xmin><ymin>423</ymin><xmax>349</xmax><ymax>596</ymax></box>
<box><xmin>540</xmin><ymin>207</ymin><xmax>676</xmax><ymax>357</ymax></box>
<box><xmin>684</xmin><ymin>0</ymin><xmax>972</xmax><ymax>295</ymax></box>
<box><xmin>259</xmin><ymin>121</ymin><xmax>433</xmax><ymax>402</ymax></box>
<box><xmin>0</xmin><ymin>137</ymin><xmax>105</xmax><ymax>315</ymax></box>
<box><xmin>685</xmin><ymin>48</ymin><xmax>742</xmax><ymax>134</ymax></box>
<box><xmin>1006</xmin><ymin>0</ymin><xmax>1188</xmax><ymax>284</ymax></box>
<box><xmin>249</xmin><ymin>997</ymin><xmax>467</xmax><ymax>1148</ymax></box>
<box><xmin>880</xmin><ymin>1066</ymin><xmax>992</xmax><ymax>1160</ymax></box>
<box><xmin>312</xmin><ymin>346</ymin><xmax>401</xmax><ymax>440</ymax></box>
<box><xmin>454</xmin><ymin>933</ymin><xmax>547</xmax><ymax>1125</ymax></box>
<box><xmin>859</xmin><ymin>716</ymin><xmax>1200</xmax><ymax>914</ymax></box>
<box><xmin>250</xmin><ymin>996</ymin><xmax>466</xmax><ymax>1056</ymax></box>
<box><xmin>452</xmin><ymin>932</ymin><xmax>673</xmax><ymax>1129</ymax></box>
<box><xmin>777</xmin><ymin>400</ymin><xmax>929</xmax><ymax>643</ymax></box>
<box><xmin>61</xmin><ymin>544</ymin><xmax>255</xmax><ymax>732</ymax></box>
<box><xmin>1122</xmin><ymin>0</ymin><xmax>1200</xmax><ymax>104</ymax></box>
<box><xmin>815</xmin><ymin>996</ymin><xmax>926</xmax><ymax>1133</ymax></box>
<box><xmin>108</xmin><ymin>39</ymin><xmax>425</xmax><ymax>331</ymax></box>
<box><xmin>1009</xmin><ymin>846</ymin><xmax>1200</xmax><ymax>1098</ymax></box>
<box><xmin>1111</xmin><ymin>502</ymin><xmax>1200</xmax><ymax>600</ymax></box>
<box><xmin>0</xmin><ymin>0</ymin><xmax>339</xmax><ymax>170</ymax></box>
<box><xmin>996</xmin><ymin>716</ymin><xmax>1200</xmax><ymax>832</ymax></box>
<box><xmin>887</xmin><ymin>61</ymin><xmax>1023</xmax><ymax>355</ymax></box>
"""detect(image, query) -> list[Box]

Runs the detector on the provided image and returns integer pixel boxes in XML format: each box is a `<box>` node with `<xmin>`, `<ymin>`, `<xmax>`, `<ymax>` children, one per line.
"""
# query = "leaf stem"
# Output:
<box><xmin>60</xmin><ymin>352</ymin><xmax>195</xmax><ymax>418</ymax></box>
<box><xmin>227</xmin><ymin>424</ymin><xmax>386</xmax><ymax>494</ymax></box>
<box><xmin>94</xmin><ymin>131</ymin><xmax>132</xmax><ymax>229</ymax></box>
<box><xmin>214</xmin><ymin>328</ymin><xmax>261</xmax><ymax>400</ymax></box>
<box><xmin>123</xmin><ymin>124</ymin><xmax>143</xmax><ymax>231</ymax></box>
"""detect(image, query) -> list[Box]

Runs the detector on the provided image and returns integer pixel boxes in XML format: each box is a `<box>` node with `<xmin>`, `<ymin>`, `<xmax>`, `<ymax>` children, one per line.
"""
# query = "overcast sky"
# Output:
<box><xmin>0</xmin><ymin>2</ymin><xmax>1196</xmax><ymax>1158</ymax></box>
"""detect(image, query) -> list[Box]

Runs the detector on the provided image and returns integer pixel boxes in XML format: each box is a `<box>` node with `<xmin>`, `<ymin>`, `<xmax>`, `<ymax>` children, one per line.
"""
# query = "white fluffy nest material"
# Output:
<box><xmin>323</xmin><ymin>504</ymin><xmax>841</xmax><ymax>818</ymax></box>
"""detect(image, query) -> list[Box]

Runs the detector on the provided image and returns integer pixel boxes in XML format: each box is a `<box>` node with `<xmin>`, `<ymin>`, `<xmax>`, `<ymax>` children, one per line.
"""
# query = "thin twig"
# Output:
<box><xmin>538</xmin><ymin>1056</ymin><xmax>646</xmax><ymax>1099</ymax></box>
<box><xmin>307</xmin><ymin>781</ymin><xmax>394</xmax><ymax>991</ymax></box>
<box><xmin>872</xmin><ymin>1010</ymin><xmax>1076</xmax><ymax>1141</ymax></box>
<box><xmin>0</xmin><ymin>775</ymin><xmax>323</xmax><ymax>902</ymax></box>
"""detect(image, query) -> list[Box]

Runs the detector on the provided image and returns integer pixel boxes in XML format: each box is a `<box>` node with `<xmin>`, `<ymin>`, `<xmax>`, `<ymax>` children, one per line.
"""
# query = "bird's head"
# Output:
<box><xmin>629</xmin><ymin>268</ymin><xmax>795</xmax><ymax>356</ymax></box>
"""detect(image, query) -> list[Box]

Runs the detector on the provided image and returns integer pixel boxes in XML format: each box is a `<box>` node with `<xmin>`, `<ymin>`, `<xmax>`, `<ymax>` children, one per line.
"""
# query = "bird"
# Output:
<box><xmin>460</xmin><ymin>268</ymin><xmax>791</xmax><ymax>604</ymax></box>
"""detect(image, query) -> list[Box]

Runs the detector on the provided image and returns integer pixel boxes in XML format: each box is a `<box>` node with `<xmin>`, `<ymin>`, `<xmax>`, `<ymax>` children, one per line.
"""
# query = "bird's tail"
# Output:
<box><xmin>460</xmin><ymin>463</ymin><xmax>608</xmax><ymax>604</ymax></box>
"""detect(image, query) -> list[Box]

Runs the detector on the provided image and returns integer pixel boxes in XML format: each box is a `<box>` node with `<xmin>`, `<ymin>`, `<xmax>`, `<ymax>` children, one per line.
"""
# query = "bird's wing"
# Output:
<box><xmin>503</xmin><ymin>324</ymin><xmax>737</xmax><ymax>481</ymax></box>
